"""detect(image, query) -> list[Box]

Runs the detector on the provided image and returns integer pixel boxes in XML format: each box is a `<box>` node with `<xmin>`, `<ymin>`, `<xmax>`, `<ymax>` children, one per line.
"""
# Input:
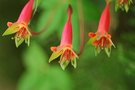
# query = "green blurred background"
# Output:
<box><xmin>0</xmin><ymin>0</ymin><xmax>135</xmax><ymax>90</ymax></box>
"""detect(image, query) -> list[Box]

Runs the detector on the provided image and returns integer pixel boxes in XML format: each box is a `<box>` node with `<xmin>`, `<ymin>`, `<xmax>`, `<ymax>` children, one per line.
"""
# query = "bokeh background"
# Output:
<box><xmin>0</xmin><ymin>0</ymin><xmax>135</xmax><ymax>90</ymax></box>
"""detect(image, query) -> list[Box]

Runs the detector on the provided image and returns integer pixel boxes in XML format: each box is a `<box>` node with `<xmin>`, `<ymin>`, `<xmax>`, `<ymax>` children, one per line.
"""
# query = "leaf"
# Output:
<box><xmin>82</xmin><ymin>0</ymin><xmax>100</xmax><ymax>21</ymax></box>
<box><xmin>18</xmin><ymin>71</ymin><xmax>43</xmax><ymax>90</ymax></box>
<box><xmin>40</xmin><ymin>0</ymin><xmax>58</xmax><ymax>9</ymax></box>
<box><xmin>70</xmin><ymin>1</ymin><xmax>80</xmax><ymax>52</ymax></box>
<box><xmin>36</xmin><ymin>4</ymin><xmax>65</xmax><ymax>41</ymax></box>
<box><xmin>18</xmin><ymin>67</ymin><xmax>72</xmax><ymax>90</ymax></box>
<box><xmin>23</xmin><ymin>42</ymin><xmax>48</xmax><ymax>71</ymax></box>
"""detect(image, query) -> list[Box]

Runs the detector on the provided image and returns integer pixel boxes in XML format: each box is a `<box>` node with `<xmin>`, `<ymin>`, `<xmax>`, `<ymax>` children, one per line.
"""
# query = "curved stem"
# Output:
<box><xmin>31</xmin><ymin>10</ymin><xmax>55</xmax><ymax>36</ymax></box>
<box><xmin>31</xmin><ymin>2</ymin><xmax>63</xmax><ymax>36</ymax></box>
<box><xmin>30</xmin><ymin>0</ymin><xmax>68</xmax><ymax>36</ymax></box>
<box><xmin>77</xmin><ymin>0</ymin><xmax>85</xmax><ymax>56</ymax></box>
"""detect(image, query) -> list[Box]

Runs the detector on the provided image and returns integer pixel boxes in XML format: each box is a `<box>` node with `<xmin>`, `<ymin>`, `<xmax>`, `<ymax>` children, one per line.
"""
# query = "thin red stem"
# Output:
<box><xmin>77</xmin><ymin>0</ymin><xmax>85</xmax><ymax>56</ymax></box>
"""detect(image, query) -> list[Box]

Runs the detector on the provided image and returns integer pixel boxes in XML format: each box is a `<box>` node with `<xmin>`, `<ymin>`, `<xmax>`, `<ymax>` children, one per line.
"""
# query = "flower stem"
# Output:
<box><xmin>77</xmin><ymin>0</ymin><xmax>85</xmax><ymax>56</ymax></box>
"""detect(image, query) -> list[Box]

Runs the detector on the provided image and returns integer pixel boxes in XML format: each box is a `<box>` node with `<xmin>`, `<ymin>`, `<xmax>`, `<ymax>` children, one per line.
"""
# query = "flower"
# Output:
<box><xmin>49</xmin><ymin>5</ymin><xmax>78</xmax><ymax>70</ymax></box>
<box><xmin>115</xmin><ymin>0</ymin><xmax>133</xmax><ymax>12</ymax></box>
<box><xmin>2</xmin><ymin>0</ymin><xmax>34</xmax><ymax>47</ymax></box>
<box><xmin>88</xmin><ymin>2</ymin><xmax>115</xmax><ymax>57</ymax></box>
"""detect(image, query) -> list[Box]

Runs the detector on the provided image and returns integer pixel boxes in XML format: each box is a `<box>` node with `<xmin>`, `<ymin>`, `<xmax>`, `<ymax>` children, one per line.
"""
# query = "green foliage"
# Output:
<box><xmin>18</xmin><ymin>42</ymin><xmax>72</xmax><ymax>90</ymax></box>
<box><xmin>36</xmin><ymin>0</ymin><xmax>67</xmax><ymax>41</ymax></box>
<box><xmin>22</xmin><ymin>42</ymin><xmax>48</xmax><ymax>71</ymax></box>
<box><xmin>115</xmin><ymin>0</ymin><xmax>133</xmax><ymax>12</ymax></box>
<box><xmin>18</xmin><ymin>68</ymin><xmax>72</xmax><ymax>90</ymax></box>
<box><xmin>83</xmin><ymin>0</ymin><xmax>100</xmax><ymax>21</ymax></box>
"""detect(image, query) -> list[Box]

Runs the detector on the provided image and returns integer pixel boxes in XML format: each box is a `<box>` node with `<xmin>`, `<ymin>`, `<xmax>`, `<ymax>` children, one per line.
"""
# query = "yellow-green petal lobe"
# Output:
<box><xmin>2</xmin><ymin>24</ymin><xmax>20</xmax><ymax>36</ymax></box>
<box><xmin>25</xmin><ymin>36</ymin><xmax>30</xmax><ymax>46</ymax></box>
<box><xmin>71</xmin><ymin>59</ymin><xmax>77</xmax><ymax>68</ymax></box>
<box><xmin>60</xmin><ymin>59</ymin><xmax>70</xmax><ymax>70</ymax></box>
<box><xmin>105</xmin><ymin>47</ymin><xmax>111</xmax><ymax>57</ymax></box>
<box><xmin>15</xmin><ymin>37</ymin><xmax>24</xmax><ymax>48</ymax></box>
<box><xmin>49</xmin><ymin>50</ymin><xmax>62</xmax><ymax>63</ymax></box>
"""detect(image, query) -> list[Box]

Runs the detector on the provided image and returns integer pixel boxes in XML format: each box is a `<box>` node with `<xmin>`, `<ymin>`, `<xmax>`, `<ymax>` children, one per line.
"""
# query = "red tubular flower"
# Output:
<box><xmin>2</xmin><ymin>0</ymin><xmax>34</xmax><ymax>47</ymax></box>
<box><xmin>49</xmin><ymin>5</ymin><xmax>78</xmax><ymax>70</ymax></box>
<box><xmin>88</xmin><ymin>2</ymin><xmax>115</xmax><ymax>57</ymax></box>
<box><xmin>115</xmin><ymin>0</ymin><xmax>133</xmax><ymax>12</ymax></box>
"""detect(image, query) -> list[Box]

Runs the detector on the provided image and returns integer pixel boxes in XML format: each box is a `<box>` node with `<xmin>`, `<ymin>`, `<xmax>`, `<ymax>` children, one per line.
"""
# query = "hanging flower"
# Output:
<box><xmin>115</xmin><ymin>0</ymin><xmax>133</xmax><ymax>12</ymax></box>
<box><xmin>49</xmin><ymin>5</ymin><xmax>78</xmax><ymax>70</ymax></box>
<box><xmin>88</xmin><ymin>2</ymin><xmax>115</xmax><ymax>57</ymax></box>
<box><xmin>2</xmin><ymin>0</ymin><xmax>34</xmax><ymax>47</ymax></box>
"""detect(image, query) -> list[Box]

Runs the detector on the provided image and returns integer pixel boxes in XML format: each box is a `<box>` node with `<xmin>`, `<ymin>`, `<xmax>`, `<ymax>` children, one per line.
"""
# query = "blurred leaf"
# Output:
<box><xmin>23</xmin><ymin>42</ymin><xmax>48</xmax><ymax>71</ymax></box>
<box><xmin>36</xmin><ymin>3</ymin><xmax>66</xmax><ymax>41</ymax></box>
<box><xmin>18</xmin><ymin>71</ymin><xmax>44</xmax><ymax>90</ymax></box>
<box><xmin>74</xmin><ymin>45</ymin><xmax>128</xmax><ymax>90</ymax></box>
<box><xmin>117</xmin><ymin>44</ymin><xmax>135</xmax><ymax>76</ymax></box>
<box><xmin>83</xmin><ymin>0</ymin><xmax>100</xmax><ymax>21</ymax></box>
<box><xmin>18</xmin><ymin>67</ymin><xmax>72</xmax><ymax>90</ymax></box>
<box><xmin>40</xmin><ymin>0</ymin><xmax>59</xmax><ymax>9</ymax></box>
<box><xmin>19</xmin><ymin>41</ymin><xmax>72</xmax><ymax>90</ymax></box>
<box><xmin>67</xmin><ymin>1</ymin><xmax>80</xmax><ymax>52</ymax></box>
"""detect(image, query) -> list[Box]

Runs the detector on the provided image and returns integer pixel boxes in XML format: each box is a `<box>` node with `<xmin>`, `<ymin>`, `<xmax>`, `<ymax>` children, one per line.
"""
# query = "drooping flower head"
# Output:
<box><xmin>3</xmin><ymin>0</ymin><xmax>34</xmax><ymax>47</ymax></box>
<box><xmin>115</xmin><ymin>0</ymin><xmax>133</xmax><ymax>12</ymax></box>
<box><xmin>49</xmin><ymin>5</ymin><xmax>78</xmax><ymax>70</ymax></box>
<box><xmin>88</xmin><ymin>1</ymin><xmax>115</xmax><ymax>57</ymax></box>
